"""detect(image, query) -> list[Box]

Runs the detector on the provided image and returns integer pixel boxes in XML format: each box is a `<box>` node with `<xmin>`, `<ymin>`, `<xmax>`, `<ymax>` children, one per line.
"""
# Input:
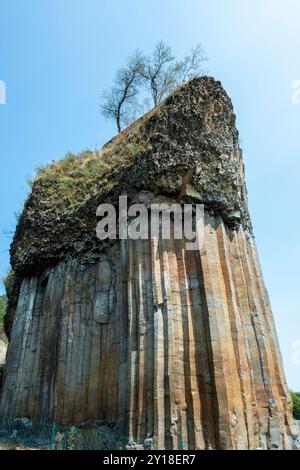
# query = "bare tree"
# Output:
<box><xmin>101</xmin><ymin>51</ymin><xmax>144</xmax><ymax>132</ymax></box>
<box><xmin>140</xmin><ymin>42</ymin><xmax>207</xmax><ymax>107</ymax></box>
<box><xmin>101</xmin><ymin>42</ymin><xmax>208</xmax><ymax>131</ymax></box>
<box><xmin>140</xmin><ymin>41</ymin><xmax>178</xmax><ymax>107</ymax></box>
<box><xmin>176</xmin><ymin>45</ymin><xmax>207</xmax><ymax>84</ymax></box>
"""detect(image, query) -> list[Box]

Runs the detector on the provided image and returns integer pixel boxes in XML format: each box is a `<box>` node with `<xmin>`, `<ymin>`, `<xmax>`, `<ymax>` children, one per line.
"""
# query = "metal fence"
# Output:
<box><xmin>0</xmin><ymin>416</ymin><xmax>129</xmax><ymax>450</ymax></box>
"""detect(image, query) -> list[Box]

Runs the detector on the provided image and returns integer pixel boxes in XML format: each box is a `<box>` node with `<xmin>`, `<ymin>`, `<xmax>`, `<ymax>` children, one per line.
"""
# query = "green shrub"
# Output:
<box><xmin>290</xmin><ymin>390</ymin><xmax>300</xmax><ymax>420</ymax></box>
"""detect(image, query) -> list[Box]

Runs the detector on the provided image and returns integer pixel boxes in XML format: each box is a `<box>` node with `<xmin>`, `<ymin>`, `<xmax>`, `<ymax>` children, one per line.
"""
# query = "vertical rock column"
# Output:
<box><xmin>0</xmin><ymin>215</ymin><xmax>297</xmax><ymax>449</ymax></box>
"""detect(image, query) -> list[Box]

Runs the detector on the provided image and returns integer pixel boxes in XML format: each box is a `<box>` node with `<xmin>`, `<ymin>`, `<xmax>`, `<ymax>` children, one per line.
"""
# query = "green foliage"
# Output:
<box><xmin>66</xmin><ymin>426</ymin><xmax>77</xmax><ymax>450</ymax></box>
<box><xmin>3</xmin><ymin>271</ymin><xmax>15</xmax><ymax>297</ymax></box>
<box><xmin>290</xmin><ymin>390</ymin><xmax>300</xmax><ymax>419</ymax></box>
<box><xmin>33</xmin><ymin>133</ymin><xmax>152</xmax><ymax>217</ymax></box>
<box><xmin>0</xmin><ymin>294</ymin><xmax>7</xmax><ymax>343</ymax></box>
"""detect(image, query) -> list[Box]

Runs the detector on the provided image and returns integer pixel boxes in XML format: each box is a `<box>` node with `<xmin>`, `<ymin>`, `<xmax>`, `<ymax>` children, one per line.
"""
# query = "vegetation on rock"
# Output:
<box><xmin>31</xmin><ymin>124</ymin><xmax>152</xmax><ymax>218</ymax></box>
<box><xmin>0</xmin><ymin>294</ymin><xmax>7</xmax><ymax>344</ymax></box>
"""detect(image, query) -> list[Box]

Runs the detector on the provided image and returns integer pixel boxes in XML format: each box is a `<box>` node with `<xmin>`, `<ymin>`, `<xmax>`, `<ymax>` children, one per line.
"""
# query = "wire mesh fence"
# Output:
<box><xmin>0</xmin><ymin>416</ymin><xmax>129</xmax><ymax>450</ymax></box>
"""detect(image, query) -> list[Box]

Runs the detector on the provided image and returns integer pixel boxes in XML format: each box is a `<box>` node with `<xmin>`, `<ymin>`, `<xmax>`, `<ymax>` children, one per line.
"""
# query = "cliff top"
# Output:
<box><xmin>11</xmin><ymin>76</ymin><xmax>251</xmax><ymax>276</ymax></box>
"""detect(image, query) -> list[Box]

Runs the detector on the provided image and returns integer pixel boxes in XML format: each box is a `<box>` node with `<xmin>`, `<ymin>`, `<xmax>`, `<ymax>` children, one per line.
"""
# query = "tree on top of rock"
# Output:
<box><xmin>101</xmin><ymin>41</ymin><xmax>207</xmax><ymax>132</ymax></box>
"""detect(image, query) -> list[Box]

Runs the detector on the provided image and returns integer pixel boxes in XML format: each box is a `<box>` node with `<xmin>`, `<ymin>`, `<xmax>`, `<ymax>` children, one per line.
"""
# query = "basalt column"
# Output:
<box><xmin>0</xmin><ymin>77</ymin><xmax>298</xmax><ymax>449</ymax></box>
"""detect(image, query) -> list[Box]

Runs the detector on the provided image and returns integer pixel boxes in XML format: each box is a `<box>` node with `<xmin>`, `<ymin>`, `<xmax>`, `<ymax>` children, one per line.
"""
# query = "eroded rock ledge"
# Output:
<box><xmin>11</xmin><ymin>77</ymin><xmax>250</xmax><ymax>277</ymax></box>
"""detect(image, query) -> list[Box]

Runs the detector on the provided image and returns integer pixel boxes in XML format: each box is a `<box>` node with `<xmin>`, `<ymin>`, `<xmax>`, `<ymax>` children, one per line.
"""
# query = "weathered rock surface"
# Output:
<box><xmin>0</xmin><ymin>77</ymin><xmax>298</xmax><ymax>449</ymax></box>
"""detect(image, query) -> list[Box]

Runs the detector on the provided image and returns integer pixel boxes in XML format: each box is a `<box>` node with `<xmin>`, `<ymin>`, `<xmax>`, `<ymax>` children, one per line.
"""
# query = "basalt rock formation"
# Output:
<box><xmin>1</xmin><ymin>77</ymin><xmax>298</xmax><ymax>449</ymax></box>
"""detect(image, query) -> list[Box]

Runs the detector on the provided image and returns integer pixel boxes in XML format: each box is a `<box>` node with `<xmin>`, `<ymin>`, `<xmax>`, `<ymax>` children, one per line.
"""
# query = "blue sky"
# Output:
<box><xmin>0</xmin><ymin>0</ymin><xmax>299</xmax><ymax>389</ymax></box>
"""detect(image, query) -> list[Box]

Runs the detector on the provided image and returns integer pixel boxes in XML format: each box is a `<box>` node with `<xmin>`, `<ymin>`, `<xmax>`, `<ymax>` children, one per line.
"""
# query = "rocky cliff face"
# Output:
<box><xmin>1</xmin><ymin>77</ymin><xmax>298</xmax><ymax>449</ymax></box>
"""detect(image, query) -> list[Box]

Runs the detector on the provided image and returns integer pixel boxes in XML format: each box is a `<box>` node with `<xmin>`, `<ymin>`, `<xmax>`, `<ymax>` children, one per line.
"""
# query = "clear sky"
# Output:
<box><xmin>0</xmin><ymin>0</ymin><xmax>299</xmax><ymax>389</ymax></box>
